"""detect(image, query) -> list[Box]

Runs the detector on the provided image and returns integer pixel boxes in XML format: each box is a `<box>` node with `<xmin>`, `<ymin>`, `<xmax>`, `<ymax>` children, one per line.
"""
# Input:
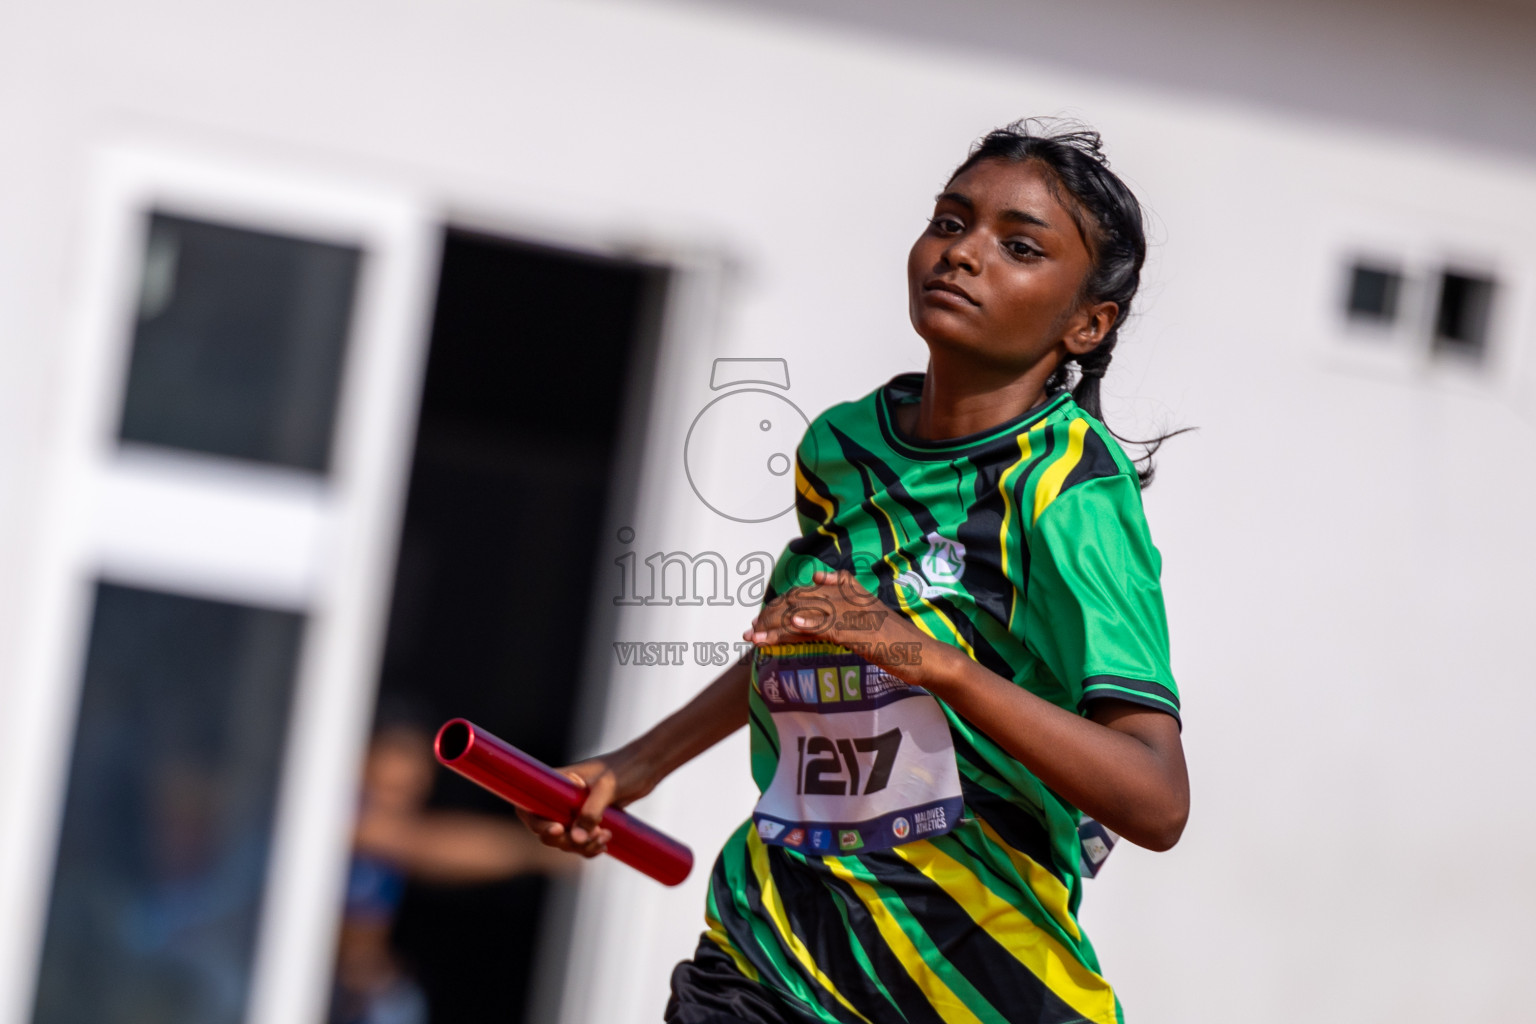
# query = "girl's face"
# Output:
<box><xmin>907</xmin><ymin>157</ymin><xmax>1115</xmax><ymax>374</ymax></box>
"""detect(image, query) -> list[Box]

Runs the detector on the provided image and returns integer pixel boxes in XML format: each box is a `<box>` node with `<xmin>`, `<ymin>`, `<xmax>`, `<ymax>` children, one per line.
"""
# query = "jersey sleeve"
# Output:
<box><xmin>1021</xmin><ymin>471</ymin><xmax>1181</xmax><ymax>724</ymax></box>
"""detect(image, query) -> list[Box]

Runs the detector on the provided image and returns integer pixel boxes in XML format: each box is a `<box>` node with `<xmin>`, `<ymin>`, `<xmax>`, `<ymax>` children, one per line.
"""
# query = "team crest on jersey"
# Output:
<box><xmin>896</xmin><ymin>532</ymin><xmax>966</xmax><ymax>600</ymax></box>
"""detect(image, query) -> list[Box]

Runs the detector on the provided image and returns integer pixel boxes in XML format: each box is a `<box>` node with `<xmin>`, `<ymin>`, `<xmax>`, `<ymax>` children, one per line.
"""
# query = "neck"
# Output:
<box><xmin>905</xmin><ymin>349</ymin><xmax>1063</xmax><ymax>442</ymax></box>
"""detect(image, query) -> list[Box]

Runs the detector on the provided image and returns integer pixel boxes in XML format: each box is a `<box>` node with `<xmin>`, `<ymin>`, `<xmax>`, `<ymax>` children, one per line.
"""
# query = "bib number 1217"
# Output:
<box><xmin>796</xmin><ymin>727</ymin><xmax>901</xmax><ymax>796</ymax></box>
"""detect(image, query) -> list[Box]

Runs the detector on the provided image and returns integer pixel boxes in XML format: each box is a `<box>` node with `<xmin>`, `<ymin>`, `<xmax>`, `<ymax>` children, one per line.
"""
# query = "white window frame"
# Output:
<box><xmin>0</xmin><ymin>145</ymin><xmax>439</xmax><ymax>1024</ymax></box>
<box><xmin>1315</xmin><ymin>197</ymin><xmax>1536</xmax><ymax>399</ymax></box>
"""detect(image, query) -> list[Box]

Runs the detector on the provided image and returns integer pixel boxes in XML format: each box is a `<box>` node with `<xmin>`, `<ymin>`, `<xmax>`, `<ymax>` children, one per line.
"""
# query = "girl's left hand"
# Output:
<box><xmin>742</xmin><ymin>569</ymin><xmax>958</xmax><ymax>690</ymax></box>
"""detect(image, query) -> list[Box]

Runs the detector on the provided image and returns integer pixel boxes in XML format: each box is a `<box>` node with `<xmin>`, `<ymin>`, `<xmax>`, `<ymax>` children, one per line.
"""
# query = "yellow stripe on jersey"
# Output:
<box><xmin>747</xmin><ymin>832</ymin><xmax>874</xmax><ymax>1024</ymax></box>
<box><xmin>974</xmin><ymin>818</ymin><xmax>1080</xmax><ymax>941</ymax></box>
<box><xmin>824</xmin><ymin>858</ymin><xmax>989</xmax><ymax>1024</ymax></box>
<box><xmin>916</xmin><ymin>594</ymin><xmax>978</xmax><ymax>661</ymax></box>
<box><xmin>704</xmin><ymin>909</ymin><xmax>761</xmax><ymax>982</ymax></box>
<box><xmin>1033</xmin><ymin>418</ymin><xmax>1089</xmax><ymax>524</ymax></box>
<box><xmin>864</xmin><ymin>493</ymin><xmax>937</xmax><ymax>632</ymax></box>
<box><xmin>863</xmin><ymin>492</ymin><xmax>979</xmax><ymax>661</ymax></box>
<box><xmin>892</xmin><ymin>840</ymin><xmax>1118</xmax><ymax>1024</ymax></box>
<box><xmin>796</xmin><ymin>461</ymin><xmax>843</xmax><ymax>555</ymax></box>
<box><xmin>997</xmin><ymin>431</ymin><xmax>1034</xmax><ymax>632</ymax></box>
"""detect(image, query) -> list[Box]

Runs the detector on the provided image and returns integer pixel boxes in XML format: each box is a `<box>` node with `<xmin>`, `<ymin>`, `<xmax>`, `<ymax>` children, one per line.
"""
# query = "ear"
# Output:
<box><xmin>1062</xmin><ymin>300</ymin><xmax>1118</xmax><ymax>358</ymax></box>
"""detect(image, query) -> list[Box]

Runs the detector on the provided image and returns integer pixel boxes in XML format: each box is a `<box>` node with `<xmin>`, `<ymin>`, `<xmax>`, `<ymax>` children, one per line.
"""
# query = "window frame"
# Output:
<box><xmin>0</xmin><ymin>145</ymin><xmax>439</xmax><ymax>1024</ymax></box>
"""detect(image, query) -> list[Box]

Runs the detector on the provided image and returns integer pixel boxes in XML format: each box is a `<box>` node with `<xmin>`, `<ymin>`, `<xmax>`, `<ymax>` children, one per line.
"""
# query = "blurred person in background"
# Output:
<box><xmin>329</xmin><ymin>722</ymin><xmax>572</xmax><ymax>1024</ymax></box>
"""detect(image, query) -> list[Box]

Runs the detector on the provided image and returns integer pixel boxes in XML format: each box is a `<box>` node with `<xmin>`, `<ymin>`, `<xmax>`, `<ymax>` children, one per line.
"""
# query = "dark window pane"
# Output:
<box><xmin>1345</xmin><ymin>263</ymin><xmax>1402</xmax><ymax>322</ymax></box>
<box><xmin>31</xmin><ymin>584</ymin><xmax>305</xmax><ymax>1024</ymax></box>
<box><xmin>119</xmin><ymin>212</ymin><xmax>359</xmax><ymax>471</ymax></box>
<box><xmin>1433</xmin><ymin>270</ymin><xmax>1496</xmax><ymax>356</ymax></box>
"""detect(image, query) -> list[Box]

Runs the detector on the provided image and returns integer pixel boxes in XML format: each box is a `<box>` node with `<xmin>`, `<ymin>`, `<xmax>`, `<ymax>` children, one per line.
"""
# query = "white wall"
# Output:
<box><xmin>1</xmin><ymin>1</ymin><xmax>1534</xmax><ymax>1021</ymax></box>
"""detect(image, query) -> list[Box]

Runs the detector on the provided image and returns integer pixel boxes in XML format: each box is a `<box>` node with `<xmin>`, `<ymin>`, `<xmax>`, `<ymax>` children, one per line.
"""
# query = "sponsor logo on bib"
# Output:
<box><xmin>796</xmin><ymin>669</ymin><xmax>818</xmax><ymax>703</ymax></box>
<box><xmin>840</xmin><ymin>665</ymin><xmax>861</xmax><ymax>700</ymax></box>
<box><xmin>753</xmin><ymin>645</ymin><xmax>965</xmax><ymax>855</ymax></box>
<box><xmin>913</xmin><ymin>806</ymin><xmax>948</xmax><ymax>835</ymax></box>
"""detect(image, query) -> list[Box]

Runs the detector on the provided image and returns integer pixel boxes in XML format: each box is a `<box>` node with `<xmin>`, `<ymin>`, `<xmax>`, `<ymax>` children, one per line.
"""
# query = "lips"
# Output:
<box><xmin>923</xmin><ymin>279</ymin><xmax>979</xmax><ymax>306</ymax></box>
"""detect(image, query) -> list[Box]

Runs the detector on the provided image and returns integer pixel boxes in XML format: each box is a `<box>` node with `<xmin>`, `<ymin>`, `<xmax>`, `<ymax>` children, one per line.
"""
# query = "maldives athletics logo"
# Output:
<box><xmin>891</xmin><ymin>816</ymin><xmax>911</xmax><ymax>841</ymax></box>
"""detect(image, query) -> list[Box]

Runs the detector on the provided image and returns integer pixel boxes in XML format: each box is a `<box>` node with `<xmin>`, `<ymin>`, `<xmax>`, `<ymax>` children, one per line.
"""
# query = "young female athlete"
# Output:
<box><xmin>521</xmin><ymin>118</ymin><xmax>1189</xmax><ymax>1024</ymax></box>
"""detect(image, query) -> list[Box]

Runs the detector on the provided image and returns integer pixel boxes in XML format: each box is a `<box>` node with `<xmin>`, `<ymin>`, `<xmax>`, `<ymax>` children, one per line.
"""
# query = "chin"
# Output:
<box><xmin>913</xmin><ymin>319</ymin><xmax>997</xmax><ymax>360</ymax></box>
<box><xmin>910</xmin><ymin>308</ymin><xmax>978</xmax><ymax>351</ymax></box>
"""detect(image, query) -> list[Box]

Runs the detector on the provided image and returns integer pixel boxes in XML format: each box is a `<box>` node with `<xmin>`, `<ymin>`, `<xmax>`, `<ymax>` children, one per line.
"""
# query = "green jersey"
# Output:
<box><xmin>699</xmin><ymin>372</ymin><xmax>1180</xmax><ymax>1024</ymax></box>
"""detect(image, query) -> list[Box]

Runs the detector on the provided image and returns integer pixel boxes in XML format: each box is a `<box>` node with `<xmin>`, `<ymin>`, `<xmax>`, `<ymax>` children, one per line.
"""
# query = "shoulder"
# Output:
<box><xmin>1024</xmin><ymin>399</ymin><xmax>1144</xmax><ymax>529</ymax></box>
<box><xmin>795</xmin><ymin>372</ymin><xmax>912</xmax><ymax>467</ymax></box>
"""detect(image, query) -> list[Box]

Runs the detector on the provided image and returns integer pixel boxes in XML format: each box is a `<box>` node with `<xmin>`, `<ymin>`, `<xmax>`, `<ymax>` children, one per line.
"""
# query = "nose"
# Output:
<box><xmin>940</xmin><ymin>232</ymin><xmax>982</xmax><ymax>275</ymax></box>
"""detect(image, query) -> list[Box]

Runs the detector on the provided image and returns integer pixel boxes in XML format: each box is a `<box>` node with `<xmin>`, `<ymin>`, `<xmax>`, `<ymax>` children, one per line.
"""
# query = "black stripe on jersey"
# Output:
<box><xmin>764</xmin><ymin>850</ymin><xmax>908</xmax><ymax>1024</ymax></box>
<box><xmin>1078</xmin><ymin>675</ymin><xmax>1182</xmax><ymax>725</ymax></box>
<box><xmin>827</xmin><ymin>424</ymin><xmax>942</xmax><ymax>542</ymax></box>
<box><xmin>827</xmin><ymin>429</ymin><xmax>1016</xmax><ymax>676</ymax></box>
<box><xmin>950</xmin><ymin>456</ymin><xmax>1017</xmax><ymax>627</ymax></box>
<box><xmin>790</xmin><ymin>459</ymin><xmax>853</xmax><ymax>573</ymax></box>
<box><xmin>956</xmin><ymin>779</ymin><xmax>1063</xmax><ymax>886</ymax></box>
<box><xmin>711</xmin><ymin>851</ymin><xmax>800</xmax><ymax>1001</ymax></box>
<box><xmin>809</xmin><ymin>863</ymin><xmax>951</xmax><ymax>1024</ymax></box>
<box><xmin>750</xmin><ymin>704</ymin><xmax>780</xmax><ymax>758</ymax></box>
<box><xmin>1057</xmin><ymin>424</ymin><xmax>1122</xmax><ymax>496</ymax></box>
<box><xmin>919</xmin><ymin>589</ymin><xmax>1016</xmax><ymax>680</ymax></box>
<box><xmin>823</xmin><ymin>428</ymin><xmax>912</xmax><ymax>614</ymax></box>
<box><xmin>785</xmin><ymin>529</ymin><xmax>850</xmax><ymax>578</ymax></box>
<box><xmin>856</xmin><ymin>854</ymin><xmax>1092</xmax><ymax>1024</ymax></box>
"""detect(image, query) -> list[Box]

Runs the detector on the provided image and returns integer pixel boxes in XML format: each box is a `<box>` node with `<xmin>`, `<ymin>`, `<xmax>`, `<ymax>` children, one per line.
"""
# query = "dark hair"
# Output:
<box><xmin>948</xmin><ymin>117</ymin><xmax>1187</xmax><ymax>485</ymax></box>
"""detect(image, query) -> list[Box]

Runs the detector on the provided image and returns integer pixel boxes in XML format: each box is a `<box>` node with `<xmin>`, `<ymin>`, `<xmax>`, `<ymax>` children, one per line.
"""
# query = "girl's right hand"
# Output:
<box><xmin>515</xmin><ymin>746</ymin><xmax>656</xmax><ymax>859</ymax></box>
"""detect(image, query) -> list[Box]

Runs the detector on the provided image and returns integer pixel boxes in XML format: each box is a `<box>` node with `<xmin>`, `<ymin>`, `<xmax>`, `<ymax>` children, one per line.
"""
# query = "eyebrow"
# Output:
<box><xmin>935</xmin><ymin>191</ymin><xmax>1052</xmax><ymax>230</ymax></box>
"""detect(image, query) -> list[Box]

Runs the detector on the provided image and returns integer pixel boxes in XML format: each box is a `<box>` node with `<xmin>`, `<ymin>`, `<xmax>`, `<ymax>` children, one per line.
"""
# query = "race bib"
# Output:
<box><xmin>751</xmin><ymin>644</ymin><xmax>964</xmax><ymax>854</ymax></box>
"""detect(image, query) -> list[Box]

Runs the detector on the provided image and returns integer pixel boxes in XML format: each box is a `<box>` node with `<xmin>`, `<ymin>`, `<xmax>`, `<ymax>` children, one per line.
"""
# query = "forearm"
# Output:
<box><xmin>360</xmin><ymin>812</ymin><xmax>574</xmax><ymax>882</ymax></box>
<box><xmin>621</xmin><ymin>656</ymin><xmax>751</xmax><ymax>791</ymax></box>
<box><xmin>919</xmin><ymin>645</ymin><xmax>1188</xmax><ymax>850</ymax></box>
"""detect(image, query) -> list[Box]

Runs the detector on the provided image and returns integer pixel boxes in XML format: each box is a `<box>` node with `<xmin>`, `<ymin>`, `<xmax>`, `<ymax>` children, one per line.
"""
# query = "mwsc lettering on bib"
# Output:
<box><xmin>752</xmin><ymin>644</ymin><xmax>963</xmax><ymax>854</ymax></box>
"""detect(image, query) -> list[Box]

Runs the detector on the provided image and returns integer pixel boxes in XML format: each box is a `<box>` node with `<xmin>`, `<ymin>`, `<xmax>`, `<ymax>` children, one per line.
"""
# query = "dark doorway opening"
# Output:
<box><xmin>346</xmin><ymin>228</ymin><xmax>666</xmax><ymax>1024</ymax></box>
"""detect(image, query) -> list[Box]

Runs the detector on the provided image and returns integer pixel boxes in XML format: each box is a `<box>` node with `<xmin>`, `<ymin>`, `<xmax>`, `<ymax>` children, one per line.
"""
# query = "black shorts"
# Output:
<box><xmin>665</xmin><ymin>937</ymin><xmax>804</xmax><ymax>1024</ymax></box>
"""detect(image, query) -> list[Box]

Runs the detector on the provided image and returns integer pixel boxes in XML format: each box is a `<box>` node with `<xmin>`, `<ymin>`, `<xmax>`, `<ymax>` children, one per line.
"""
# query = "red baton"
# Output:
<box><xmin>433</xmin><ymin>718</ymin><xmax>693</xmax><ymax>886</ymax></box>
